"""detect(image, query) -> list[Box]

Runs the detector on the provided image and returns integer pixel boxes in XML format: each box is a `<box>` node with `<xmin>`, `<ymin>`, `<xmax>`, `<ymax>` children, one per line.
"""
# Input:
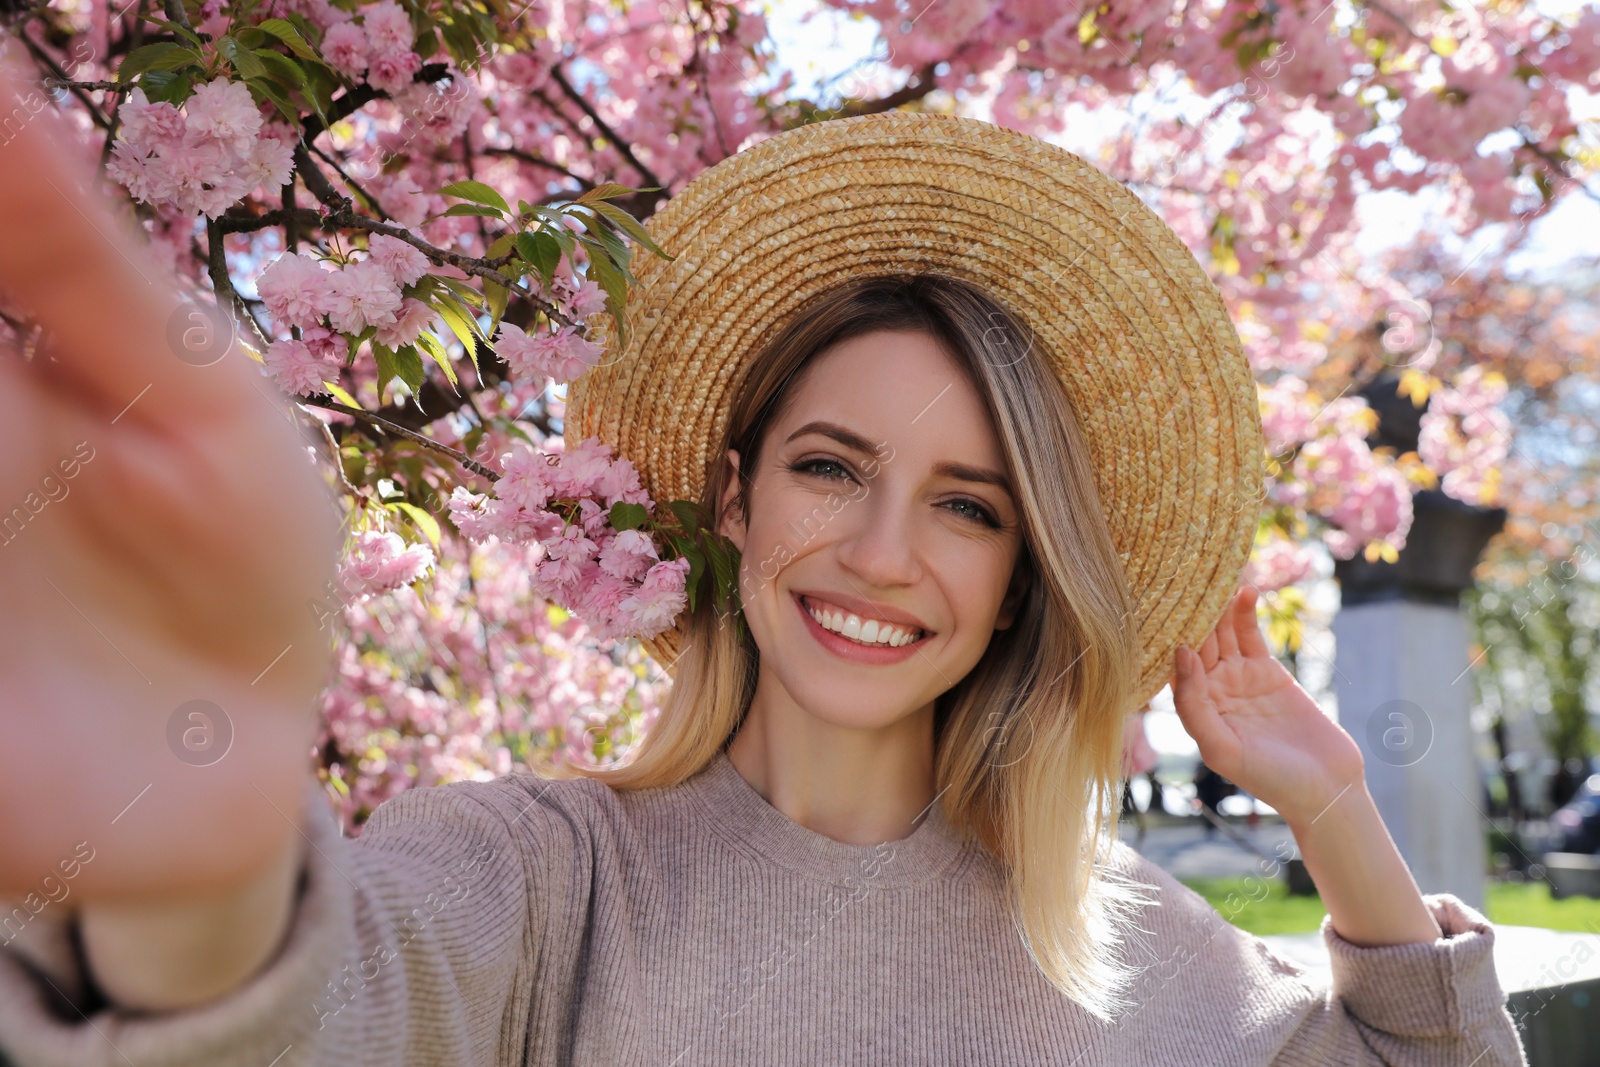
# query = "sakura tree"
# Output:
<box><xmin>3</xmin><ymin>0</ymin><xmax>1596</xmax><ymax>827</ymax></box>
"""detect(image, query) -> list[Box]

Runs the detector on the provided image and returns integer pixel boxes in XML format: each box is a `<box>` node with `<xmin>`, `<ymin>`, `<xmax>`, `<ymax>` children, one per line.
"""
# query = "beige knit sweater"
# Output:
<box><xmin>0</xmin><ymin>749</ymin><xmax>1528</xmax><ymax>1066</ymax></box>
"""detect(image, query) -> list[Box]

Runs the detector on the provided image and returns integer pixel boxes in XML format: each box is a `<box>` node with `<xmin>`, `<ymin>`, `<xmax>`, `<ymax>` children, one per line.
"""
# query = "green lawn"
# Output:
<box><xmin>1178</xmin><ymin>877</ymin><xmax>1600</xmax><ymax>937</ymax></box>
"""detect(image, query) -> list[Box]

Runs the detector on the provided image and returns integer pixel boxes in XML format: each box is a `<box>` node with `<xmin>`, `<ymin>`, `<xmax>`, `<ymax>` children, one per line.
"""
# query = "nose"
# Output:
<box><xmin>833</xmin><ymin>482</ymin><xmax>923</xmax><ymax>590</ymax></box>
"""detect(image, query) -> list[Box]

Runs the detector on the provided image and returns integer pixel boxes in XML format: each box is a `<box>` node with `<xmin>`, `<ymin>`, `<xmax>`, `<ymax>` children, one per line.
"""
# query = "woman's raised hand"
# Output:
<box><xmin>0</xmin><ymin>47</ymin><xmax>343</xmax><ymax>902</ymax></box>
<box><xmin>1170</xmin><ymin>586</ymin><xmax>1366</xmax><ymax>829</ymax></box>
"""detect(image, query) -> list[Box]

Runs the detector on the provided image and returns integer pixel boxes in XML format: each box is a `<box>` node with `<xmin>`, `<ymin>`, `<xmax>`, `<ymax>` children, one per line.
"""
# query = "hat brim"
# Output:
<box><xmin>566</xmin><ymin>111</ymin><xmax>1264</xmax><ymax>711</ymax></box>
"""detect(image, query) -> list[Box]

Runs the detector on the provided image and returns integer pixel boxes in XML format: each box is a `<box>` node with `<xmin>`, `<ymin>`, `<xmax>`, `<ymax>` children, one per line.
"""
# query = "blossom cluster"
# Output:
<box><xmin>337</xmin><ymin>528</ymin><xmax>437</xmax><ymax>600</ymax></box>
<box><xmin>316</xmin><ymin>533</ymin><xmax>665</xmax><ymax>830</ymax></box>
<box><xmin>253</xmin><ymin>236</ymin><xmax>607</xmax><ymax>397</ymax></box>
<box><xmin>1259</xmin><ymin>378</ymin><xmax>1416</xmax><ymax>563</ymax></box>
<box><xmin>447</xmin><ymin>437</ymin><xmax>692</xmax><ymax>643</ymax></box>
<box><xmin>1242</xmin><ymin>536</ymin><xmax>1317</xmax><ymax>593</ymax></box>
<box><xmin>316</xmin><ymin>0</ymin><xmax>424</xmax><ymax>95</ymax></box>
<box><xmin>1419</xmin><ymin>366</ymin><xmax>1512</xmax><ymax>505</ymax></box>
<box><xmin>106</xmin><ymin>80</ymin><xmax>296</xmax><ymax>219</ymax></box>
<box><xmin>255</xmin><ymin>235</ymin><xmax>434</xmax><ymax>394</ymax></box>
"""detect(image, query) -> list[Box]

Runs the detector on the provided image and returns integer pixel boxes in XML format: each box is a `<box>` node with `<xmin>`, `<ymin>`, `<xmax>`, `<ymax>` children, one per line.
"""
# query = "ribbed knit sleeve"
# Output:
<box><xmin>0</xmin><ymin>773</ymin><xmax>553</xmax><ymax>1067</ymax></box>
<box><xmin>1270</xmin><ymin>893</ymin><xmax>1529</xmax><ymax>1067</ymax></box>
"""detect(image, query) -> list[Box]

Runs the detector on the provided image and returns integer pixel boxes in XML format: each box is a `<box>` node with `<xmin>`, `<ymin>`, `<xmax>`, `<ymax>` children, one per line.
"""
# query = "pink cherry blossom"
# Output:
<box><xmin>116</xmin><ymin>87</ymin><xmax>185</xmax><ymax>147</ymax></box>
<box><xmin>325</xmin><ymin>259</ymin><xmax>404</xmax><ymax>333</ymax></box>
<box><xmin>321</xmin><ymin>20</ymin><xmax>369</xmax><ymax>77</ymax></box>
<box><xmin>617</xmin><ymin>557</ymin><xmax>691</xmax><ymax>636</ymax></box>
<box><xmin>373</xmin><ymin>297</ymin><xmax>437</xmax><ymax>348</ymax></box>
<box><xmin>183</xmin><ymin>77</ymin><xmax>263</xmax><ymax>156</ymax></box>
<box><xmin>367</xmin><ymin>233</ymin><xmax>431</xmax><ymax>287</ymax></box>
<box><xmin>338</xmin><ymin>529</ymin><xmax>436</xmax><ymax>600</ymax></box>
<box><xmin>264</xmin><ymin>338</ymin><xmax>341</xmax><ymax>396</ymax></box>
<box><xmin>597</xmin><ymin>528</ymin><xmax>659</xmax><ymax>582</ymax></box>
<box><xmin>258</xmin><ymin>252</ymin><xmax>334</xmax><ymax>331</ymax></box>
<box><xmin>1243</xmin><ymin>538</ymin><xmax>1316</xmax><ymax>592</ymax></box>
<box><xmin>368</xmin><ymin>47</ymin><xmax>423</xmax><ymax>95</ymax></box>
<box><xmin>301</xmin><ymin>325</ymin><xmax>349</xmax><ymax>365</ymax></box>
<box><xmin>496</xmin><ymin>440</ymin><xmax>558</xmax><ymax>511</ymax></box>
<box><xmin>361</xmin><ymin>0</ymin><xmax>413</xmax><ymax>54</ymax></box>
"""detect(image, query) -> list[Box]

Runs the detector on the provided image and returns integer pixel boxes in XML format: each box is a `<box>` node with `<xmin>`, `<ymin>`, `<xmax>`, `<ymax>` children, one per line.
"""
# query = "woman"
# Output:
<box><xmin>0</xmin><ymin>47</ymin><xmax>1525</xmax><ymax>1066</ymax></box>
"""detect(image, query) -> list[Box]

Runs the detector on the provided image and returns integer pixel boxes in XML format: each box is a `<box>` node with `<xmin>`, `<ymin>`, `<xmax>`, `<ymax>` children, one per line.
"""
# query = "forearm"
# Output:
<box><xmin>78</xmin><ymin>832</ymin><xmax>305</xmax><ymax>1012</ymax></box>
<box><xmin>1287</xmin><ymin>780</ymin><xmax>1443</xmax><ymax>947</ymax></box>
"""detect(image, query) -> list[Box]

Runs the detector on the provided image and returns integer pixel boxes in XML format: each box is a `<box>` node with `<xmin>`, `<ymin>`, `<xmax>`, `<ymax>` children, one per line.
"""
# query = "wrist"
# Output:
<box><xmin>1282</xmin><ymin>775</ymin><xmax>1374</xmax><ymax>840</ymax></box>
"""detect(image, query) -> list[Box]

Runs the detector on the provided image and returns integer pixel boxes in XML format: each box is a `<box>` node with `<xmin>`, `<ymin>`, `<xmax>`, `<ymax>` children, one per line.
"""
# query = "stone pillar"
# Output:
<box><xmin>1330</xmin><ymin>375</ymin><xmax>1507</xmax><ymax>912</ymax></box>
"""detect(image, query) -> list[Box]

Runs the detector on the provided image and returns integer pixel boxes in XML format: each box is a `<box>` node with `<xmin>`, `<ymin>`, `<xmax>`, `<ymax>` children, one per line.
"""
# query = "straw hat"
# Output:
<box><xmin>564</xmin><ymin>111</ymin><xmax>1264</xmax><ymax>710</ymax></box>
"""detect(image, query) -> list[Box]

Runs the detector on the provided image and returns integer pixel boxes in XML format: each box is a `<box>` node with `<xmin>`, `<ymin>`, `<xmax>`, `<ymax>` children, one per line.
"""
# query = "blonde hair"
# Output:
<box><xmin>548</xmin><ymin>273</ymin><xmax>1154</xmax><ymax>1022</ymax></box>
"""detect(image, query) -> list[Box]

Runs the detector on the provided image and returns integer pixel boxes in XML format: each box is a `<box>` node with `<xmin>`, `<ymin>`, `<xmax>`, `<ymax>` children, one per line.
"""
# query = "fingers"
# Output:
<box><xmin>1235</xmin><ymin>585</ymin><xmax>1272</xmax><ymax>659</ymax></box>
<box><xmin>1171</xmin><ymin>646</ymin><xmax>1221</xmax><ymax>742</ymax></box>
<box><xmin>1196</xmin><ymin>624</ymin><xmax>1220</xmax><ymax>670</ymax></box>
<box><xmin>1215</xmin><ymin>592</ymin><xmax>1241</xmax><ymax>660</ymax></box>
<box><xmin>0</xmin><ymin>45</ymin><xmax>262</xmax><ymax>432</ymax></box>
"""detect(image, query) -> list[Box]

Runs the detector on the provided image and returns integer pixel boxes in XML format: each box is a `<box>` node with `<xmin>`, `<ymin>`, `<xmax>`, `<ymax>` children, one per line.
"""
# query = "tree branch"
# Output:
<box><xmin>205</xmin><ymin>218</ymin><xmax>273</xmax><ymax>354</ymax></box>
<box><xmin>19</xmin><ymin>34</ymin><xmax>111</xmax><ymax>130</ymax></box>
<box><xmin>549</xmin><ymin>64</ymin><xmax>663</xmax><ymax>192</ymax></box>
<box><xmin>298</xmin><ymin>396</ymin><xmax>502</xmax><ymax>481</ymax></box>
<box><xmin>301</xmin><ymin>62</ymin><xmax>451</xmax><ymax>143</ymax></box>
<box><xmin>306</xmin><ymin>141</ymin><xmax>390</xmax><ymax>220</ymax></box>
<box><xmin>482</xmin><ymin>146</ymin><xmax>597</xmax><ymax>192</ymax></box>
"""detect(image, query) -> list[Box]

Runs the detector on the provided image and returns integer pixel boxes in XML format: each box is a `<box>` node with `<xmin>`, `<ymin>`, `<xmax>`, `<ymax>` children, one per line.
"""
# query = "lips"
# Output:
<box><xmin>800</xmin><ymin>598</ymin><xmax>928</xmax><ymax>646</ymax></box>
<box><xmin>792</xmin><ymin>590</ymin><xmax>931</xmax><ymax>634</ymax></box>
<box><xmin>793</xmin><ymin>591</ymin><xmax>931</xmax><ymax>663</ymax></box>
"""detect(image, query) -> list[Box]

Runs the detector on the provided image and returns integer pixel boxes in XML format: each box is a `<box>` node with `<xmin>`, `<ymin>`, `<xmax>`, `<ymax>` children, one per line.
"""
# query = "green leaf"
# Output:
<box><xmin>323</xmin><ymin>380</ymin><xmax>361</xmax><ymax>409</ymax></box>
<box><xmin>394</xmin><ymin>344</ymin><xmax>427</xmax><ymax>395</ymax></box>
<box><xmin>372</xmin><ymin>343</ymin><xmax>398</xmax><ymax>403</ymax></box>
<box><xmin>432</xmin><ymin>294</ymin><xmax>483</xmax><ymax>363</ymax></box>
<box><xmin>515</xmin><ymin>231</ymin><xmax>562</xmax><ymax>292</ymax></box>
<box><xmin>704</xmin><ymin>534</ymin><xmax>735</xmax><ymax>604</ymax></box>
<box><xmin>142</xmin><ymin>17</ymin><xmax>205</xmax><ymax>48</ymax></box>
<box><xmin>484</xmin><ymin>278</ymin><xmax>509</xmax><ymax>331</ymax></box>
<box><xmin>229</xmin><ymin>44</ymin><xmax>269</xmax><ymax>80</ymax></box>
<box><xmin>582</xmin><ymin>224</ymin><xmax>637</xmax><ymax>280</ymax></box>
<box><xmin>415</xmin><ymin>26</ymin><xmax>442</xmax><ymax>60</ymax></box>
<box><xmin>301</xmin><ymin>61</ymin><xmax>339</xmax><ymax>116</ymax></box>
<box><xmin>437</xmin><ymin>179</ymin><xmax>509</xmax><ymax>215</ymax></box>
<box><xmin>387</xmin><ymin>500</ymin><xmax>442</xmax><ymax>547</ymax></box>
<box><xmin>608</xmin><ymin>501</ymin><xmax>649</xmax><ymax>530</ymax></box>
<box><xmin>485</xmin><ymin>232</ymin><xmax>516</xmax><ymax>260</ymax></box>
<box><xmin>590</xmin><ymin>201</ymin><xmax>673</xmax><ymax>261</ymax></box>
<box><xmin>138</xmin><ymin>68</ymin><xmax>195</xmax><ymax>105</ymax></box>
<box><xmin>252</xmin><ymin>47</ymin><xmax>308</xmax><ymax>88</ymax></box>
<box><xmin>245</xmin><ymin>76</ymin><xmax>301</xmax><ymax>128</ymax></box>
<box><xmin>682</xmin><ymin>545</ymin><xmax>706</xmax><ymax>614</ymax></box>
<box><xmin>667</xmin><ymin>500</ymin><xmax>703</xmax><ymax>536</ymax></box>
<box><xmin>576</xmin><ymin>182</ymin><xmax>647</xmax><ymax>204</ymax></box>
<box><xmin>418</xmin><ymin>332</ymin><xmax>459</xmax><ymax>392</ymax></box>
<box><xmin>584</xmin><ymin>247</ymin><xmax>631</xmax><ymax>347</ymax></box>
<box><xmin>546</xmin><ymin>222</ymin><xmax>576</xmax><ymax>259</ymax></box>
<box><xmin>116</xmin><ymin>42</ymin><xmax>197</xmax><ymax>82</ymax></box>
<box><xmin>433</xmin><ymin>275</ymin><xmax>485</xmax><ymax>309</ymax></box>
<box><xmin>436</xmin><ymin>203</ymin><xmax>504</xmax><ymax>220</ymax></box>
<box><xmin>255</xmin><ymin>17</ymin><xmax>323</xmax><ymax>62</ymax></box>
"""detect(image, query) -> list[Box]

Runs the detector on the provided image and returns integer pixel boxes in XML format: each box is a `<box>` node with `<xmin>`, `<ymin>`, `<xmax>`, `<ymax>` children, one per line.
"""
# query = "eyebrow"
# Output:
<box><xmin>783</xmin><ymin>420</ymin><xmax>1015</xmax><ymax>497</ymax></box>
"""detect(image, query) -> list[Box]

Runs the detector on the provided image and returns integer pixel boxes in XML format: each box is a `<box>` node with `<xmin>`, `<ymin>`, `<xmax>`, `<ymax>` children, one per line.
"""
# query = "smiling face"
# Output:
<box><xmin>717</xmin><ymin>328</ymin><xmax>1029</xmax><ymax>735</ymax></box>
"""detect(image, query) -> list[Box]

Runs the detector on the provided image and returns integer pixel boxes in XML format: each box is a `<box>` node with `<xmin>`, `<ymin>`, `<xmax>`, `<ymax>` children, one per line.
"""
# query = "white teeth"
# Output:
<box><xmin>804</xmin><ymin>598</ymin><xmax>922</xmax><ymax>647</ymax></box>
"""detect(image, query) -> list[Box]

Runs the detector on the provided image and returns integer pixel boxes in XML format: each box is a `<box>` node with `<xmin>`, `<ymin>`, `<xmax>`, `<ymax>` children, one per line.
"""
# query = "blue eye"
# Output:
<box><xmin>794</xmin><ymin>458</ymin><xmax>851</xmax><ymax>481</ymax></box>
<box><xmin>787</xmin><ymin>454</ymin><xmax>998</xmax><ymax>531</ymax></box>
<box><xmin>947</xmin><ymin>499</ymin><xmax>1001</xmax><ymax>528</ymax></box>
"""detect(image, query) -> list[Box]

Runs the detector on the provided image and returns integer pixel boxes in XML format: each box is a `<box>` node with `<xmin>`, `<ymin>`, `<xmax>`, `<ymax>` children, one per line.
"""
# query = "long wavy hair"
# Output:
<box><xmin>550</xmin><ymin>273</ymin><xmax>1153</xmax><ymax>1022</ymax></box>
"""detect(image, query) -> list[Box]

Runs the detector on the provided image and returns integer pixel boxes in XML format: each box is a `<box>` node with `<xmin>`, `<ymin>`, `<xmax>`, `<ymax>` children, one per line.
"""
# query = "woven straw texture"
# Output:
<box><xmin>565</xmin><ymin>111</ymin><xmax>1264</xmax><ymax>711</ymax></box>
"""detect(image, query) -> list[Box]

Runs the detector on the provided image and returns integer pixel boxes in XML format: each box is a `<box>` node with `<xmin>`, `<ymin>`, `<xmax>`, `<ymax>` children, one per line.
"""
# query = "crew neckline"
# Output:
<box><xmin>683</xmin><ymin>748</ymin><xmax>972</xmax><ymax>888</ymax></box>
